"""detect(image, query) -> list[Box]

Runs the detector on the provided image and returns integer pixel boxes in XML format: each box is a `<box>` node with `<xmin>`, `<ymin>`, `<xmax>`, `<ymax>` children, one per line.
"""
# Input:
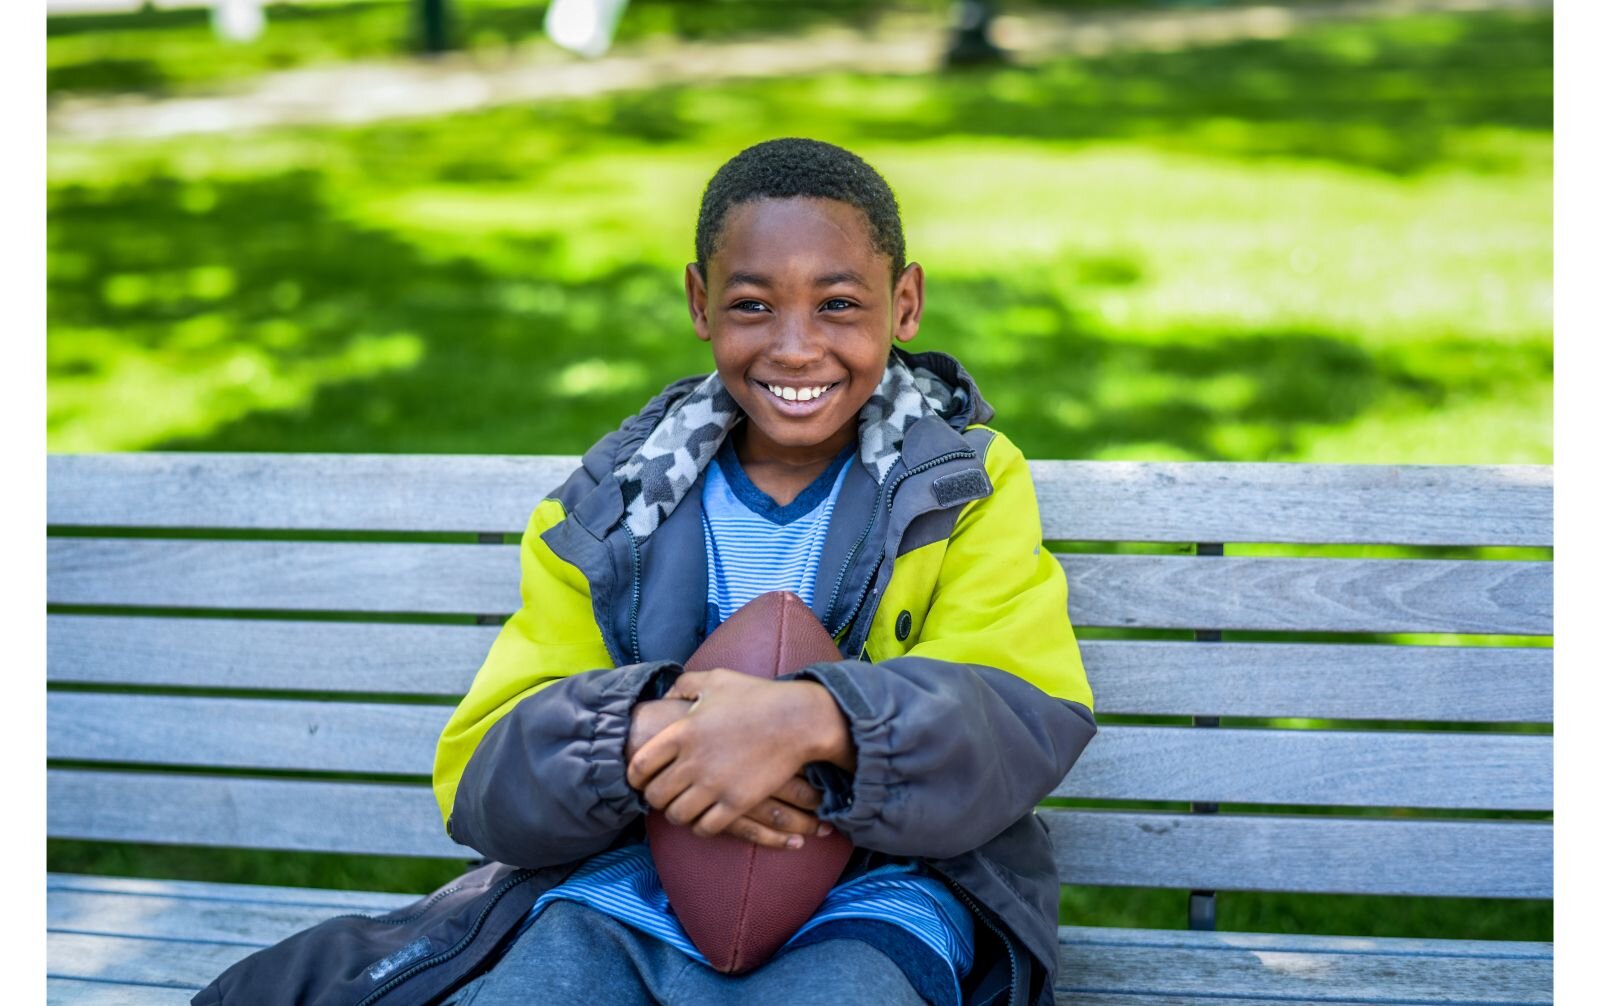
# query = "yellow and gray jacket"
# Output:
<box><xmin>432</xmin><ymin>347</ymin><xmax>1098</xmax><ymax>1006</ymax></box>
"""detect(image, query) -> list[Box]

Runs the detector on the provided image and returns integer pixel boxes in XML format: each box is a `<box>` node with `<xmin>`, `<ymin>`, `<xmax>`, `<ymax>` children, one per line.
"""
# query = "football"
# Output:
<box><xmin>645</xmin><ymin>590</ymin><xmax>856</xmax><ymax>974</ymax></box>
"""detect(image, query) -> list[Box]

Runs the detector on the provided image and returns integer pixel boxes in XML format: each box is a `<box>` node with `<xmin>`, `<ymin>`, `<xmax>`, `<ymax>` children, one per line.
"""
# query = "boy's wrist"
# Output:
<box><xmin>791</xmin><ymin>680</ymin><xmax>857</xmax><ymax>773</ymax></box>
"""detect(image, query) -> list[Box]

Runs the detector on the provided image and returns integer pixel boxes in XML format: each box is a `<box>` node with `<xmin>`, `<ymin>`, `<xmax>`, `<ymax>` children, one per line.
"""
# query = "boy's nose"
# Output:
<box><xmin>767</xmin><ymin>318</ymin><xmax>824</xmax><ymax>368</ymax></box>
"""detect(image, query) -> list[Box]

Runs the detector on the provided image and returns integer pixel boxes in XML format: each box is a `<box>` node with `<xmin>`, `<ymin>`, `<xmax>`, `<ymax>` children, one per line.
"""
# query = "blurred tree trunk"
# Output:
<box><xmin>416</xmin><ymin>0</ymin><xmax>453</xmax><ymax>53</ymax></box>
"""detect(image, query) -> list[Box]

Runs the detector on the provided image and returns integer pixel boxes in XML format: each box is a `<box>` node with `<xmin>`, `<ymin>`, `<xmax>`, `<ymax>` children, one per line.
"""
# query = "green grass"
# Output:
<box><xmin>48</xmin><ymin>8</ymin><xmax>1551</xmax><ymax>463</ymax></box>
<box><xmin>46</xmin><ymin>5</ymin><xmax>1552</xmax><ymax>941</ymax></box>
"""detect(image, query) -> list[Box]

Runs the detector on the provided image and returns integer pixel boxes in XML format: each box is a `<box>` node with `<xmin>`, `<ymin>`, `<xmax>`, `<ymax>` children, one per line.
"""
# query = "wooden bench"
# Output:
<box><xmin>46</xmin><ymin>453</ymin><xmax>1554</xmax><ymax>1004</ymax></box>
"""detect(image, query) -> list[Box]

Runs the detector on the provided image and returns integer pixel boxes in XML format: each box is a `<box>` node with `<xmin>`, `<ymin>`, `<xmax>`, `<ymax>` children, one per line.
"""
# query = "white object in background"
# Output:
<box><xmin>545</xmin><ymin>0</ymin><xmax>630</xmax><ymax>59</ymax></box>
<box><xmin>212</xmin><ymin>0</ymin><xmax>265</xmax><ymax>43</ymax></box>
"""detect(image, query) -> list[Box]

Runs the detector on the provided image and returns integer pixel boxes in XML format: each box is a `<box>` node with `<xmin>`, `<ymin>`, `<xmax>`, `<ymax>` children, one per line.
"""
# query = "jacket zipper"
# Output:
<box><xmin>823</xmin><ymin>473</ymin><xmax>892</xmax><ymax>637</ymax></box>
<box><xmin>829</xmin><ymin>448</ymin><xmax>977</xmax><ymax>646</ymax></box>
<box><xmin>352</xmin><ymin>867</ymin><xmax>538</xmax><ymax>1006</ymax></box>
<box><xmin>325</xmin><ymin>884</ymin><xmax>463</xmax><ymax>926</ymax></box>
<box><xmin>932</xmin><ymin>867</ymin><xmax>1022</xmax><ymax>1006</ymax></box>
<box><xmin>622</xmin><ymin>522</ymin><xmax>643</xmax><ymax>663</ymax></box>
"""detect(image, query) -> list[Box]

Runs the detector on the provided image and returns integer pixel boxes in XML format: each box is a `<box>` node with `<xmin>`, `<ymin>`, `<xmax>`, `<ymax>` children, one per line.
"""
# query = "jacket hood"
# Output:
<box><xmin>606</xmin><ymin>347</ymin><xmax>993</xmax><ymax>543</ymax></box>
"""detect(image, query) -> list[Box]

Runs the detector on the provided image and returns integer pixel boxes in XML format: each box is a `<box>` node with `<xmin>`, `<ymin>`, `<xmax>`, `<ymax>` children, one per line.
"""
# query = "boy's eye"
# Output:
<box><xmin>821</xmin><ymin>298</ymin><xmax>855</xmax><ymax>311</ymax></box>
<box><xmin>732</xmin><ymin>300</ymin><xmax>768</xmax><ymax>313</ymax></box>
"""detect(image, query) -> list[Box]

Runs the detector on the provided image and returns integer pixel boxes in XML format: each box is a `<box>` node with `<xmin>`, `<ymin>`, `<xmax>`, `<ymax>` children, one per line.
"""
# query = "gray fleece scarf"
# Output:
<box><xmin>614</xmin><ymin>352</ymin><xmax>969</xmax><ymax>541</ymax></box>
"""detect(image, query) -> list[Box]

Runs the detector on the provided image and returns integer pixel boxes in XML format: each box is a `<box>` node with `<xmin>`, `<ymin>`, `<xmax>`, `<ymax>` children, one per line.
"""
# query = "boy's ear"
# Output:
<box><xmin>892</xmin><ymin>262</ymin><xmax>925</xmax><ymax>344</ymax></box>
<box><xmin>684</xmin><ymin>263</ymin><xmax>711</xmax><ymax>343</ymax></box>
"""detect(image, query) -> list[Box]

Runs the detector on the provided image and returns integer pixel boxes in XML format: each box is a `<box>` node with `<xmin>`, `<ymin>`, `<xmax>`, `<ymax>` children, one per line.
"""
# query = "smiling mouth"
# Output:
<box><xmin>759</xmin><ymin>381</ymin><xmax>840</xmax><ymax>405</ymax></box>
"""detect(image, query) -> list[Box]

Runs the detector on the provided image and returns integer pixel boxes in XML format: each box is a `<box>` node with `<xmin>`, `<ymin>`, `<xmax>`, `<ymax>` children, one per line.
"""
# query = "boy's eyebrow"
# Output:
<box><xmin>721</xmin><ymin>270</ymin><xmax>870</xmax><ymax>289</ymax></box>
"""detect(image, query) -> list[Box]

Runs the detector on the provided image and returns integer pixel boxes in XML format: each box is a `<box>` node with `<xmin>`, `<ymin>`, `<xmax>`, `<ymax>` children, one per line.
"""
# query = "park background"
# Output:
<box><xmin>46</xmin><ymin>0</ymin><xmax>1553</xmax><ymax>943</ymax></box>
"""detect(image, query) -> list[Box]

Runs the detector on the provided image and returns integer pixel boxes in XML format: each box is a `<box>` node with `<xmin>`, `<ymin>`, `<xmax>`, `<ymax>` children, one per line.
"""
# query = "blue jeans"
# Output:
<box><xmin>440</xmin><ymin>899</ymin><xmax>933</xmax><ymax>1005</ymax></box>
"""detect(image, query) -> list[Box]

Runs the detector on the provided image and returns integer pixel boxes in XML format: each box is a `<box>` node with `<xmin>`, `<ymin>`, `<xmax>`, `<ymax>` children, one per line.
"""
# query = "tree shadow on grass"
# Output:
<box><xmin>911</xmin><ymin>8</ymin><xmax>1554</xmax><ymax>175</ymax></box>
<box><xmin>48</xmin><ymin>167</ymin><xmax>1523</xmax><ymax>461</ymax></box>
<box><xmin>452</xmin><ymin>7</ymin><xmax>1552</xmax><ymax>177</ymax></box>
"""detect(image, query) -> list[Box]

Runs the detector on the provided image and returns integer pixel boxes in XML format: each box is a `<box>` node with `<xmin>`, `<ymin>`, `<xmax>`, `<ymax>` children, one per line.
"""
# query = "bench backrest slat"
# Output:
<box><xmin>48</xmin><ymin>692</ymin><xmax>1551</xmax><ymax>811</ymax></box>
<box><xmin>48</xmin><ymin>539</ymin><xmax>1552</xmax><ymax>635</ymax></box>
<box><xmin>47</xmin><ymin>614</ymin><xmax>1552</xmax><ymax>722</ymax></box>
<box><xmin>48</xmin><ymin>454</ymin><xmax>1553</xmax><ymax>547</ymax></box>
<box><xmin>46</xmin><ymin>770</ymin><xmax>1551</xmax><ymax>899</ymax></box>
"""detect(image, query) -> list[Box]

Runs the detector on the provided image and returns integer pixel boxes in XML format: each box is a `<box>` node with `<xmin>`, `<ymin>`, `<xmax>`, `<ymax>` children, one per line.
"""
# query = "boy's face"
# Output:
<box><xmin>685</xmin><ymin>196</ymin><xmax>924</xmax><ymax>461</ymax></box>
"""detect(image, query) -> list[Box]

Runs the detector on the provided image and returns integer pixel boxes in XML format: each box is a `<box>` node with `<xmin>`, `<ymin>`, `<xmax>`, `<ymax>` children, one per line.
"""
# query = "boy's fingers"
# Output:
<box><xmin>626</xmin><ymin>724</ymin><xmax>683</xmax><ymax>791</ymax></box>
<box><xmin>642</xmin><ymin>762</ymin><xmax>692</xmax><ymax>812</ymax></box>
<box><xmin>730</xmin><ymin>815</ymin><xmax>809</xmax><ymax>851</ymax></box>
<box><xmin>693</xmin><ymin>801</ymin><xmax>769</xmax><ymax>843</ymax></box>
<box><xmin>661</xmin><ymin>784</ymin><xmax>716</xmax><ymax>828</ymax></box>
<box><xmin>749</xmin><ymin>797</ymin><xmax>822</xmax><ymax>836</ymax></box>
<box><xmin>773</xmin><ymin>775</ymin><xmax>823</xmax><ymax>811</ymax></box>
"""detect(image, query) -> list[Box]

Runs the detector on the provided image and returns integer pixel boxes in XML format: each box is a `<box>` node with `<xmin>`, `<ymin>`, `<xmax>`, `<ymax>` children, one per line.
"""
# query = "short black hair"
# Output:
<box><xmin>695</xmin><ymin>138</ymin><xmax>906</xmax><ymax>283</ymax></box>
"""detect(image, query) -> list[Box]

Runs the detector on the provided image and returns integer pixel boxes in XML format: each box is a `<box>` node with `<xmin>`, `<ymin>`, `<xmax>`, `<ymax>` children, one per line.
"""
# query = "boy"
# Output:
<box><xmin>430</xmin><ymin>138</ymin><xmax>1098</xmax><ymax>1006</ymax></box>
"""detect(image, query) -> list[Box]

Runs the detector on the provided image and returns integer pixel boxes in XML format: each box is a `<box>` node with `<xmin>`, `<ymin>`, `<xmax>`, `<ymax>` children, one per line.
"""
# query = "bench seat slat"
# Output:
<box><xmin>44</xmin><ymin>881</ymin><xmax>1553</xmax><ymax>1004</ymax></box>
<box><xmin>47</xmin><ymin>873</ymin><xmax>413</xmax><ymax>912</ymax></box>
<box><xmin>46</xmin><ymin>615</ymin><xmax>1553</xmax><ymax>722</ymax></box>
<box><xmin>46</xmin><ymin>772</ymin><xmax>1550</xmax><ymax>897</ymax></box>
<box><xmin>47</xmin><ymin>540</ymin><xmax>1553</xmax><ymax>634</ymax></box>
<box><xmin>46</xmin><ymin>977</ymin><xmax>193</xmax><ymax>1005</ymax></box>
<box><xmin>50</xmin><ymin>931</ymin><xmax>247</xmax><ymax>993</ymax></box>
<box><xmin>47</xmin><ymin>694</ymin><xmax>1553</xmax><ymax>810</ymax></box>
<box><xmin>47</xmin><ymin>454</ymin><xmax>1553</xmax><ymax>547</ymax></box>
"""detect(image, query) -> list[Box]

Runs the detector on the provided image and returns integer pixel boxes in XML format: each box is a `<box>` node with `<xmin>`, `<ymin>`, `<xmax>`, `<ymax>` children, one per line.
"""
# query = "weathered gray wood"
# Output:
<box><xmin>48</xmin><ymin>539</ymin><xmax>1552</xmax><ymax>634</ymax></box>
<box><xmin>48</xmin><ymin>693</ymin><xmax>453</xmax><ymax>776</ymax></box>
<box><xmin>1055</xmin><ymin>725</ymin><xmax>1551</xmax><ymax>810</ymax></box>
<box><xmin>1043</xmin><ymin>809</ymin><xmax>1552</xmax><ymax>898</ymax></box>
<box><xmin>50</xmin><ymin>890</ymin><xmax>411</xmax><ymax>948</ymax></box>
<box><xmin>47</xmin><ymin>770</ymin><xmax>468</xmax><ymax>860</ymax></box>
<box><xmin>1053</xmin><ymin>926</ymin><xmax>1552</xmax><ymax>1004</ymax></box>
<box><xmin>46</xmin><ymin>452</ymin><xmax>575</xmax><ymax>536</ymax></box>
<box><xmin>48</xmin><ymin>872</ymin><xmax>412</xmax><ymax>913</ymax></box>
<box><xmin>47</xmin><ymin>539</ymin><xmax>521</xmax><ymax>615</ymax></box>
<box><xmin>42</xmin><ymin>881</ymin><xmax>1553</xmax><ymax>1004</ymax></box>
<box><xmin>1031</xmin><ymin>460</ymin><xmax>1552</xmax><ymax>546</ymax></box>
<box><xmin>48</xmin><ymin>615</ymin><xmax>1553</xmax><ymax>722</ymax></box>
<box><xmin>45</xmin><ymin>879</ymin><xmax>1554</xmax><ymax>1004</ymax></box>
<box><xmin>47</xmin><ymin>978</ymin><xmax>193</xmax><ymax>1006</ymax></box>
<box><xmin>47</xmin><ymin>615</ymin><xmax>500</xmax><ymax>695</ymax></box>
<box><xmin>47</xmin><ymin>771</ymin><xmax>1548</xmax><ymax>897</ymax></box>
<box><xmin>1062</xmin><ymin>554</ymin><xmax>1552</xmax><ymax>634</ymax></box>
<box><xmin>48</xmin><ymin>694</ymin><xmax>1552</xmax><ymax>810</ymax></box>
<box><xmin>50</xmin><ymin>931</ymin><xmax>246</xmax><ymax>991</ymax></box>
<box><xmin>48</xmin><ymin>454</ymin><xmax>1553</xmax><ymax>546</ymax></box>
<box><xmin>1079</xmin><ymin>639</ymin><xmax>1554</xmax><ymax>722</ymax></box>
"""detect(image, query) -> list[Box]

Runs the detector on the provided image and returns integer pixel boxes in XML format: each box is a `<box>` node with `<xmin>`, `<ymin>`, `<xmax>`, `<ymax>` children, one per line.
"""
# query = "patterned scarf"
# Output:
<box><xmin>614</xmin><ymin>352</ymin><xmax>968</xmax><ymax>541</ymax></box>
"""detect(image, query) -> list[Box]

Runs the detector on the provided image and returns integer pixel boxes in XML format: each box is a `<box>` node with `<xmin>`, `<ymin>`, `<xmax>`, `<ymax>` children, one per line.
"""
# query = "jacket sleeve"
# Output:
<box><xmin>431</xmin><ymin>492</ymin><xmax>682</xmax><ymax>870</ymax></box>
<box><xmin>784</xmin><ymin>430</ymin><xmax>1096</xmax><ymax>860</ymax></box>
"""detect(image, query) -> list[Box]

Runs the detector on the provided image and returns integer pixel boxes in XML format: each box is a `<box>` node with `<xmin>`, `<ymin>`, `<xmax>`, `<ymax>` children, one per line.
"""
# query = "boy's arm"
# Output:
<box><xmin>432</xmin><ymin>493</ymin><xmax>682</xmax><ymax>870</ymax></box>
<box><xmin>781</xmin><ymin>431</ymin><xmax>1097</xmax><ymax>860</ymax></box>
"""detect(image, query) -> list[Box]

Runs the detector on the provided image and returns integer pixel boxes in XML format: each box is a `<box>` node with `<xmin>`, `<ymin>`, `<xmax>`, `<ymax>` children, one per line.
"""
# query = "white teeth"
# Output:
<box><xmin>764</xmin><ymin>382</ymin><xmax>834</xmax><ymax>403</ymax></box>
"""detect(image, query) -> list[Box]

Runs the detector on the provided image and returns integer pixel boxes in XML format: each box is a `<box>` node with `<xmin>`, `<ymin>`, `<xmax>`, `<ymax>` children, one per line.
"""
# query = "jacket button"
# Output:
<box><xmin>895</xmin><ymin>610</ymin><xmax>912</xmax><ymax>641</ymax></box>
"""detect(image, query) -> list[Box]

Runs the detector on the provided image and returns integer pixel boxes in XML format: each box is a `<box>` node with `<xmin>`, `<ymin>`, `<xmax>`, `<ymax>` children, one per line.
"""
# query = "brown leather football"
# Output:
<box><xmin>645</xmin><ymin>590</ymin><xmax>855</xmax><ymax>974</ymax></box>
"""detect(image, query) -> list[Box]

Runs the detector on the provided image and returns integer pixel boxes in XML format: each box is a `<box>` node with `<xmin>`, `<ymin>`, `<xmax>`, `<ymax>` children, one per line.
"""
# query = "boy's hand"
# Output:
<box><xmin>627</xmin><ymin>694</ymin><xmax>833</xmax><ymax>849</ymax></box>
<box><xmin>626</xmin><ymin>670</ymin><xmax>853</xmax><ymax>844</ymax></box>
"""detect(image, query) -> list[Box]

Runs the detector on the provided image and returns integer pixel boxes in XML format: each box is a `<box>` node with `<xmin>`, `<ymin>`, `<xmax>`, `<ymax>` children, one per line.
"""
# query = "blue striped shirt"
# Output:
<box><xmin>701</xmin><ymin>437</ymin><xmax>854</xmax><ymax>629</ymax></box>
<box><xmin>523</xmin><ymin>437</ymin><xmax>975</xmax><ymax>1003</ymax></box>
